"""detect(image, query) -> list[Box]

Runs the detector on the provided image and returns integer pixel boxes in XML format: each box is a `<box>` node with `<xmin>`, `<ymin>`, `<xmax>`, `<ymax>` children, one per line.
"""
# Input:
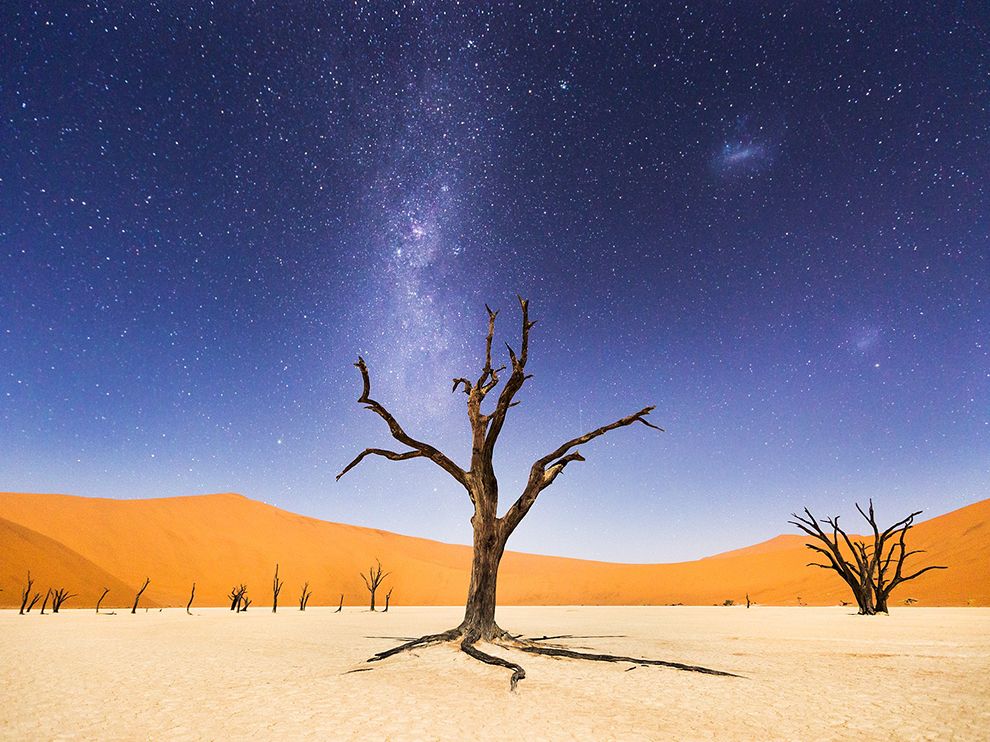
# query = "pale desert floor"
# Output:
<box><xmin>2</xmin><ymin>606</ymin><xmax>988</xmax><ymax>741</ymax></box>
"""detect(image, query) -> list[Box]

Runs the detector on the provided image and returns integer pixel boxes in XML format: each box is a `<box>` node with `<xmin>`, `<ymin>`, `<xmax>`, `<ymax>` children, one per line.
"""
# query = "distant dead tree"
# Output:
<box><xmin>228</xmin><ymin>584</ymin><xmax>248</xmax><ymax>611</ymax></box>
<box><xmin>745</xmin><ymin>593</ymin><xmax>751</xmax><ymax>609</ymax></box>
<box><xmin>40</xmin><ymin>588</ymin><xmax>52</xmax><ymax>615</ymax></box>
<box><xmin>384</xmin><ymin>587</ymin><xmax>393</xmax><ymax>613</ymax></box>
<box><xmin>272</xmin><ymin>564</ymin><xmax>284</xmax><ymax>613</ymax></box>
<box><xmin>791</xmin><ymin>500</ymin><xmax>947</xmax><ymax>615</ymax></box>
<box><xmin>299</xmin><ymin>582</ymin><xmax>312</xmax><ymax>611</ymax></box>
<box><xmin>335</xmin><ymin>594</ymin><xmax>343</xmax><ymax>613</ymax></box>
<box><xmin>51</xmin><ymin>588</ymin><xmax>76</xmax><ymax>613</ymax></box>
<box><xmin>186</xmin><ymin>583</ymin><xmax>196</xmax><ymax>615</ymax></box>
<box><xmin>19</xmin><ymin>572</ymin><xmax>38</xmax><ymax>615</ymax></box>
<box><xmin>96</xmin><ymin>587</ymin><xmax>110</xmax><ymax>613</ymax></box>
<box><xmin>131</xmin><ymin>578</ymin><xmax>151</xmax><ymax>614</ymax></box>
<box><xmin>240</xmin><ymin>593</ymin><xmax>252</xmax><ymax>611</ymax></box>
<box><xmin>24</xmin><ymin>592</ymin><xmax>42</xmax><ymax>613</ymax></box>
<box><xmin>338</xmin><ymin>298</ymin><xmax>735</xmax><ymax>687</ymax></box>
<box><xmin>361</xmin><ymin>559</ymin><xmax>389</xmax><ymax>612</ymax></box>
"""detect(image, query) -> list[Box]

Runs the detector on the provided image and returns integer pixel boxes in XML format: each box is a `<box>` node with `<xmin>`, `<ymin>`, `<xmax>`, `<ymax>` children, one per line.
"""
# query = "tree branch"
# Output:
<box><xmin>501</xmin><ymin>406</ymin><xmax>662</xmax><ymax>532</ymax></box>
<box><xmin>337</xmin><ymin>448</ymin><xmax>424</xmax><ymax>481</ymax></box>
<box><xmin>337</xmin><ymin>357</ymin><xmax>468</xmax><ymax>487</ymax></box>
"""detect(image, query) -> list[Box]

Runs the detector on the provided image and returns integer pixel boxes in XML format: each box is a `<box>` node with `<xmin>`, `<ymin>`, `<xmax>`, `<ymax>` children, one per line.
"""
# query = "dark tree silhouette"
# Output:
<box><xmin>51</xmin><ymin>588</ymin><xmax>76</xmax><ymax>613</ymax></box>
<box><xmin>335</xmin><ymin>593</ymin><xmax>343</xmax><ymax>613</ymax></box>
<box><xmin>96</xmin><ymin>587</ymin><xmax>110</xmax><ymax>613</ymax></box>
<box><xmin>40</xmin><ymin>588</ymin><xmax>52</xmax><ymax>615</ymax></box>
<box><xmin>186</xmin><ymin>583</ymin><xmax>196</xmax><ymax>615</ymax></box>
<box><xmin>240</xmin><ymin>593</ymin><xmax>252</xmax><ymax>611</ymax></box>
<box><xmin>228</xmin><ymin>584</ymin><xmax>247</xmax><ymax>611</ymax></box>
<box><xmin>131</xmin><ymin>578</ymin><xmax>151</xmax><ymax>614</ymax></box>
<box><xmin>19</xmin><ymin>572</ymin><xmax>36</xmax><ymax>615</ymax></box>
<box><xmin>384</xmin><ymin>587</ymin><xmax>393</xmax><ymax>613</ymax></box>
<box><xmin>361</xmin><ymin>560</ymin><xmax>389</xmax><ymax>611</ymax></box>
<box><xmin>272</xmin><ymin>564</ymin><xmax>284</xmax><ymax>613</ymax></box>
<box><xmin>338</xmin><ymin>298</ymin><xmax>736</xmax><ymax>687</ymax></box>
<box><xmin>790</xmin><ymin>500</ymin><xmax>947</xmax><ymax>615</ymax></box>
<box><xmin>299</xmin><ymin>582</ymin><xmax>312</xmax><ymax>611</ymax></box>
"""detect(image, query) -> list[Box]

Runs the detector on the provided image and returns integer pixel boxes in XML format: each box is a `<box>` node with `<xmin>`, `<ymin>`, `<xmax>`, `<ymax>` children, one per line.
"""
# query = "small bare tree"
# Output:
<box><xmin>272</xmin><ymin>564</ymin><xmax>283</xmax><ymax>613</ymax></box>
<box><xmin>228</xmin><ymin>584</ymin><xmax>247</xmax><ymax>611</ymax></box>
<box><xmin>335</xmin><ymin>593</ymin><xmax>343</xmax><ymax>613</ymax></box>
<box><xmin>186</xmin><ymin>583</ymin><xmax>196</xmax><ymax>615</ymax></box>
<box><xmin>19</xmin><ymin>572</ymin><xmax>36</xmax><ymax>615</ymax></box>
<box><xmin>361</xmin><ymin>560</ymin><xmax>389</xmax><ymax>612</ymax></box>
<box><xmin>96</xmin><ymin>587</ymin><xmax>110</xmax><ymax>613</ymax></box>
<box><xmin>384</xmin><ymin>587</ymin><xmax>393</xmax><ymax>613</ymax></box>
<box><xmin>299</xmin><ymin>582</ymin><xmax>312</xmax><ymax>611</ymax></box>
<box><xmin>240</xmin><ymin>592</ymin><xmax>251</xmax><ymax>611</ymax></box>
<box><xmin>131</xmin><ymin>578</ymin><xmax>151</xmax><ymax>614</ymax></box>
<box><xmin>791</xmin><ymin>500</ymin><xmax>947</xmax><ymax>615</ymax></box>
<box><xmin>51</xmin><ymin>588</ymin><xmax>76</xmax><ymax>613</ymax></box>
<box><xmin>40</xmin><ymin>588</ymin><xmax>52</xmax><ymax>615</ymax></box>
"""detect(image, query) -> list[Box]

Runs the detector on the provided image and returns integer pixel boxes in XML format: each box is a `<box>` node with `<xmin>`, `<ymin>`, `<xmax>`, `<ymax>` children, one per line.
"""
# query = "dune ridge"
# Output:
<box><xmin>1</xmin><ymin>491</ymin><xmax>986</xmax><ymax>609</ymax></box>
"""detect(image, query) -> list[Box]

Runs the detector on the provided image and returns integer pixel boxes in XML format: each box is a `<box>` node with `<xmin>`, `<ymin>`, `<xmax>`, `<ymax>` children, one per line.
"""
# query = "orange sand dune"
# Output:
<box><xmin>0</xmin><ymin>491</ymin><xmax>986</xmax><ymax>608</ymax></box>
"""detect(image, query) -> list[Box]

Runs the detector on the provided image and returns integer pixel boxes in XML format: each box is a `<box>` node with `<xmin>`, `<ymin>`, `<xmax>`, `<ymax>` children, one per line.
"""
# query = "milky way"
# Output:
<box><xmin>1</xmin><ymin>3</ymin><xmax>987</xmax><ymax>561</ymax></box>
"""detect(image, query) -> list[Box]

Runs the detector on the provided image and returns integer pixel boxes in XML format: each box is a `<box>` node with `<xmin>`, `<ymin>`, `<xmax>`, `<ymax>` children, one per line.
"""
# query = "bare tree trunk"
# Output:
<box><xmin>458</xmin><ymin>518</ymin><xmax>506</xmax><ymax>640</ymax></box>
<box><xmin>40</xmin><ymin>588</ymin><xmax>51</xmax><ymax>615</ymax></box>
<box><xmin>272</xmin><ymin>564</ymin><xmax>283</xmax><ymax>613</ymax></box>
<box><xmin>186</xmin><ymin>583</ymin><xmax>195</xmax><ymax>615</ymax></box>
<box><xmin>335</xmin><ymin>594</ymin><xmax>343</xmax><ymax>613</ymax></box>
<box><xmin>745</xmin><ymin>593</ymin><xmax>751</xmax><ymax>609</ymax></box>
<box><xmin>19</xmin><ymin>572</ymin><xmax>35</xmax><ymax>615</ymax></box>
<box><xmin>131</xmin><ymin>578</ymin><xmax>150</xmax><ymax>614</ymax></box>
<box><xmin>96</xmin><ymin>587</ymin><xmax>110</xmax><ymax>613</ymax></box>
<box><xmin>384</xmin><ymin>588</ymin><xmax>393</xmax><ymax>612</ymax></box>
<box><xmin>299</xmin><ymin>582</ymin><xmax>312</xmax><ymax>610</ymax></box>
<box><xmin>25</xmin><ymin>593</ymin><xmax>41</xmax><ymax>613</ymax></box>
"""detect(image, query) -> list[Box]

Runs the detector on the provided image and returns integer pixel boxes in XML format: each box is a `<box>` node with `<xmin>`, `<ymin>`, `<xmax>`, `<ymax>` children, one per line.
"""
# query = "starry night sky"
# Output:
<box><xmin>2</xmin><ymin>2</ymin><xmax>987</xmax><ymax>562</ymax></box>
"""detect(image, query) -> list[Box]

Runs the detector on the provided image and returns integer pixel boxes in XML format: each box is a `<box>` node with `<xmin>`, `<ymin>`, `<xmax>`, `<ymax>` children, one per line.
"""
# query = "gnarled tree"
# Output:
<box><xmin>790</xmin><ymin>500</ymin><xmax>947</xmax><ymax>615</ymax></box>
<box><xmin>96</xmin><ymin>587</ymin><xmax>110</xmax><ymax>614</ymax></box>
<box><xmin>338</xmin><ymin>297</ymin><xmax>735</xmax><ymax>687</ymax></box>
<box><xmin>361</xmin><ymin>559</ymin><xmax>389</xmax><ymax>612</ymax></box>
<box><xmin>299</xmin><ymin>582</ymin><xmax>312</xmax><ymax>611</ymax></box>
<box><xmin>186</xmin><ymin>583</ymin><xmax>196</xmax><ymax>615</ymax></box>
<box><xmin>51</xmin><ymin>587</ymin><xmax>76</xmax><ymax>613</ymax></box>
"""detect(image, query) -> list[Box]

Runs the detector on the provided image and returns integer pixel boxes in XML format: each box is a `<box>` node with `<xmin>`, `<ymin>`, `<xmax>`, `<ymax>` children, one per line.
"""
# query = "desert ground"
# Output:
<box><xmin>2</xmin><ymin>605</ymin><xmax>988</xmax><ymax>741</ymax></box>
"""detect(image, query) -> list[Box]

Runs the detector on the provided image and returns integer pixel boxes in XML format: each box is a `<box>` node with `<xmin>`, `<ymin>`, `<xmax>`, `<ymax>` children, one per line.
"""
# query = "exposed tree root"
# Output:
<box><xmin>460</xmin><ymin>638</ymin><xmax>526</xmax><ymax>690</ymax></box>
<box><xmin>368</xmin><ymin>628</ymin><xmax>462</xmax><ymax>662</ymax></box>
<box><xmin>365</xmin><ymin>625</ymin><xmax>739</xmax><ymax>688</ymax></box>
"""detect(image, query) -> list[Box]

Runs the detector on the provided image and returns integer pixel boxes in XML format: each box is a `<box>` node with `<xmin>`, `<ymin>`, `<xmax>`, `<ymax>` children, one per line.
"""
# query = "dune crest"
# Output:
<box><xmin>1</xmin><ymin>491</ymin><xmax>986</xmax><ymax>608</ymax></box>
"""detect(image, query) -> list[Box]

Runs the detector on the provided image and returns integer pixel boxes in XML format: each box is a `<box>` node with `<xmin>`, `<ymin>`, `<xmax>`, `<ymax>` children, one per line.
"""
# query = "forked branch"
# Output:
<box><xmin>336</xmin><ymin>357</ymin><xmax>467</xmax><ymax>487</ymax></box>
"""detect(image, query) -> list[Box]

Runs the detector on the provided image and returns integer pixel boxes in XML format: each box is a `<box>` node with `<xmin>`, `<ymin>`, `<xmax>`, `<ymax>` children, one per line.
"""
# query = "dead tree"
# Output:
<box><xmin>186</xmin><ymin>583</ymin><xmax>195</xmax><ymax>615</ymax></box>
<box><xmin>745</xmin><ymin>593</ymin><xmax>751</xmax><ymax>609</ymax></box>
<box><xmin>51</xmin><ymin>588</ymin><xmax>76</xmax><ymax>613</ymax></box>
<box><xmin>240</xmin><ymin>593</ymin><xmax>251</xmax><ymax>611</ymax></box>
<box><xmin>384</xmin><ymin>587</ymin><xmax>393</xmax><ymax>613</ymax></box>
<box><xmin>19</xmin><ymin>572</ymin><xmax>36</xmax><ymax>615</ymax></box>
<box><xmin>335</xmin><ymin>593</ymin><xmax>343</xmax><ymax>613</ymax></box>
<box><xmin>228</xmin><ymin>584</ymin><xmax>247</xmax><ymax>611</ymax></box>
<box><xmin>338</xmin><ymin>298</ymin><xmax>735</xmax><ymax>687</ymax></box>
<box><xmin>272</xmin><ymin>564</ymin><xmax>283</xmax><ymax>613</ymax></box>
<box><xmin>40</xmin><ymin>588</ymin><xmax>52</xmax><ymax>615</ymax></box>
<box><xmin>131</xmin><ymin>578</ymin><xmax>150</xmax><ymax>614</ymax></box>
<box><xmin>791</xmin><ymin>500</ymin><xmax>947</xmax><ymax>615</ymax></box>
<box><xmin>361</xmin><ymin>560</ymin><xmax>389</xmax><ymax>611</ymax></box>
<box><xmin>25</xmin><ymin>592</ymin><xmax>42</xmax><ymax>613</ymax></box>
<box><xmin>299</xmin><ymin>582</ymin><xmax>312</xmax><ymax>611</ymax></box>
<box><xmin>96</xmin><ymin>587</ymin><xmax>110</xmax><ymax>613</ymax></box>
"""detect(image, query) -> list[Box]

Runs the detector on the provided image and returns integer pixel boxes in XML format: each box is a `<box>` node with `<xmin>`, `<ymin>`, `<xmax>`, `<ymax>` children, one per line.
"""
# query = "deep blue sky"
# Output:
<box><xmin>2</xmin><ymin>2</ymin><xmax>987</xmax><ymax>562</ymax></box>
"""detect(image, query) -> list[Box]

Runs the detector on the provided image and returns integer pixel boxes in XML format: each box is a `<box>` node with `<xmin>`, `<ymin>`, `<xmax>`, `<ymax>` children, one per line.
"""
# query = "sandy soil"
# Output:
<box><xmin>2</xmin><ymin>606</ymin><xmax>987</xmax><ymax>740</ymax></box>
